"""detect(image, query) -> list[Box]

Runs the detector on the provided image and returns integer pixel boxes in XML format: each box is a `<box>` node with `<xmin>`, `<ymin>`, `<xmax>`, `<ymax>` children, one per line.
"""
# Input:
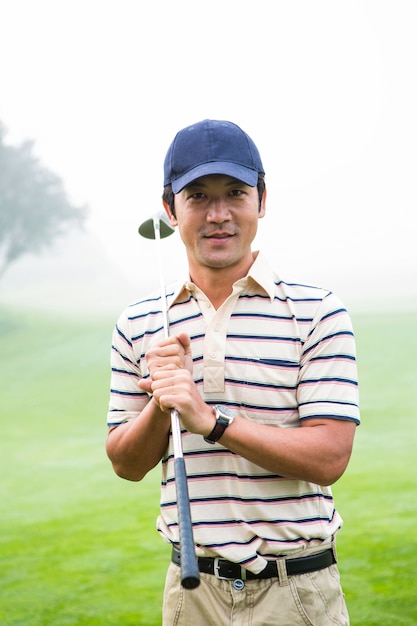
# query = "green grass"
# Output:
<box><xmin>1</xmin><ymin>306</ymin><xmax>416</xmax><ymax>625</ymax></box>
<box><xmin>0</xmin><ymin>308</ymin><xmax>168</xmax><ymax>625</ymax></box>
<box><xmin>333</xmin><ymin>311</ymin><xmax>417</xmax><ymax>625</ymax></box>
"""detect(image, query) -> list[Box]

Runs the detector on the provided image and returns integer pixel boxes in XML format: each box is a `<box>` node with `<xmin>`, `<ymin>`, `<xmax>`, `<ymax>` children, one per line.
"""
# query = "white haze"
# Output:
<box><xmin>0</xmin><ymin>0</ymin><xmax>416</xmax><ymax>315</ymax></box>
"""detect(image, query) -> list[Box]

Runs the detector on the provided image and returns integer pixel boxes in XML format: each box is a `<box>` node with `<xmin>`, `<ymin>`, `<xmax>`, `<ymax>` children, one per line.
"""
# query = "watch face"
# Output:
<box><xmin>204</xmin><ymin>405</ymin><xmax>235</xmax><ymax>444</ymax></box>
<box><xmin>216</xmin><ymin>405</ymin><xmax>235</xmax><ymax>419</ymax></box>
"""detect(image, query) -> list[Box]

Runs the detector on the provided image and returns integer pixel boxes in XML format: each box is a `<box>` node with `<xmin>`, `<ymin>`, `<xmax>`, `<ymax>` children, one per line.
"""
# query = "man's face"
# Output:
<box><xmin>167</xmin><ymin>174</ymin><xmax>266</xmax><ymax>277</ymax></box>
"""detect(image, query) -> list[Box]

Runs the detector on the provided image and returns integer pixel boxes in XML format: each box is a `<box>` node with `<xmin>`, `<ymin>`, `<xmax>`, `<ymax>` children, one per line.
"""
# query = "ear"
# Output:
<box><xmin>162</xmin><ymin>200</ymin><xmax>178</xmax><ymax>227</ymax></box>
<box><xmin>258</xmin><ymin>188</ymin><xmax>267</xmax><ymax>218</ymax></box>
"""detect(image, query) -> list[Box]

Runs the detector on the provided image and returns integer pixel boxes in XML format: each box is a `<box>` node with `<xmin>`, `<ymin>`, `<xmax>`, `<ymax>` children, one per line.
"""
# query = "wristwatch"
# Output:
<box><xmin>204</xmin><ymin>405</ymin><xmax>235</xmax><ymax>444</ymax></box>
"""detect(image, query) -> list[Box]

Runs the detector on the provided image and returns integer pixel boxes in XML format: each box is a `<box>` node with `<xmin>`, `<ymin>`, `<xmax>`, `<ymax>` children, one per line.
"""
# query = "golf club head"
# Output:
<box><xmin>138</xmin><ymin>211</ymin><xmax>175</xmax><ymax>239</ymax></box>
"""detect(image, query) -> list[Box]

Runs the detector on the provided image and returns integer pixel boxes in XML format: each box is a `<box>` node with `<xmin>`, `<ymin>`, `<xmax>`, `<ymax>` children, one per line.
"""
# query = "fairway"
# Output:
<box><xmin>1</xmin><ymin>307</ymin><xmax>416</xmax><ymax>625</ymax></box>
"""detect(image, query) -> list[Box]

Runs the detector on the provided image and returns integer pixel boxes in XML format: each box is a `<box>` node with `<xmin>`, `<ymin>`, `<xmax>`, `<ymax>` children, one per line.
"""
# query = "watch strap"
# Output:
<box><xmin>204</xmin><ymin>406</ymin><xmax>234</xmax><ymax>444</ymax></box>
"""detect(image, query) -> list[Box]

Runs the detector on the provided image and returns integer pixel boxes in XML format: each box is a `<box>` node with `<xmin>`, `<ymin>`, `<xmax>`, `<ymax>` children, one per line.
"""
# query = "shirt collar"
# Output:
<box><xmin>168</xmin><ymin>251</ymin><xmax>275</xmax><ymax>309</ymax></box>
<box><xmin>242</xmin><ymin>251</ymin><xmax>276</xmax><ymax>301</ymax></box>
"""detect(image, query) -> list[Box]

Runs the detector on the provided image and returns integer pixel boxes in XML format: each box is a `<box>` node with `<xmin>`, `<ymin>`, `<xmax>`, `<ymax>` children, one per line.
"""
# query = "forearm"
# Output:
<box><xmin>217</xmin><ymin>416</ymin><xmax>356</xmax><ymax>486</ymax></box>
<box><xmin>106</xmin><ymin>397</ymin><xmax>171</xmax><ymax>481</ymax></box>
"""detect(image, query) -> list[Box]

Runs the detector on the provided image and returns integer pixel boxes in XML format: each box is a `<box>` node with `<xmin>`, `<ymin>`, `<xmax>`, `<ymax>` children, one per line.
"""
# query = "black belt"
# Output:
<box><xmin>171</xmin><ymin>546</ymin><xmax>335</xmax><ymax>580</ymax></box>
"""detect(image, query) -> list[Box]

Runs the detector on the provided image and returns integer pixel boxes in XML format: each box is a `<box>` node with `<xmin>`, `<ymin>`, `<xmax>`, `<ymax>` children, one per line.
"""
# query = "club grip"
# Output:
<box><xmin>174</xmin><ymin>457</ymin><xmax>200</xmax><ymax>589</ymax></box>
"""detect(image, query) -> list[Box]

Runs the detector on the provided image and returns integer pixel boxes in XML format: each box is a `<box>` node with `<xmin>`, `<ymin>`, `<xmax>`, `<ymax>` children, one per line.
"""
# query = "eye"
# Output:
<box><xmin>229</xmin><ymin>189</ymin><xmax>245</xmax><ymax>197</ymax></box>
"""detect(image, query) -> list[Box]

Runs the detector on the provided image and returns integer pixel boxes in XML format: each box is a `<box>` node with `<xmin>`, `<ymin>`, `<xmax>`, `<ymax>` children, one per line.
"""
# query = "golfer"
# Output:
<box><xmin>106</xmin><ymin>119</ymin><xmax>360</xmax><ymax>625</ymax></box>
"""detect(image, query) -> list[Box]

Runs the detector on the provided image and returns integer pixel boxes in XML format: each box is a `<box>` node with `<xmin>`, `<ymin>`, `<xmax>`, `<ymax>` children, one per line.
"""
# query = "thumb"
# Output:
<box><xmin>176</xmin><ymin>332</ymin><xmax>193</xmax><ymax>373</ymax></box>
<box><xmin>177</xmin><ymin>331</ymin><xmax>192</xmax><ymax>356</ymax></box>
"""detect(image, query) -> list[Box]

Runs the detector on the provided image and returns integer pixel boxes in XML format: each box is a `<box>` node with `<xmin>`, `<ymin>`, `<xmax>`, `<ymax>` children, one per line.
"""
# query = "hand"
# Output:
<box><xmin>148</xmin><ymin>365</ymin><xmax>214</xmax><ymax>436</ymax></box>
<box><xmin>138</xmin><ymin>332</ymin><xmax>214</xmax><ymax>436</ymax></box>
<box><xmin>138</xmin><ymin>331</ymin><xmax>193</xmax><ymax>394</ymax></box>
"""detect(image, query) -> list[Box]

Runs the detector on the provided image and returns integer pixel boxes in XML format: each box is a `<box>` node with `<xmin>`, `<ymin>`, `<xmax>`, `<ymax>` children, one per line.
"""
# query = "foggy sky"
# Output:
<box><xmin>1</xmin><ymin>0</ymin><xmax>416</xmax><ymax>313</ymax></box>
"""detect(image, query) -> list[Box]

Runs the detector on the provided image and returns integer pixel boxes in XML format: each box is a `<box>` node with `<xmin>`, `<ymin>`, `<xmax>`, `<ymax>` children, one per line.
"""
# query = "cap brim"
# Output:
<box><xmin>171</xmin><ymin>162</ymin><xmax>259</xmax><ymax>193</ymax></box>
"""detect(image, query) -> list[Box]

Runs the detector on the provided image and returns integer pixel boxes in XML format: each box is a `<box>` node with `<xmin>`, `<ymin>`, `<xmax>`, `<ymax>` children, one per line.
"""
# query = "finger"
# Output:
<box><xmin>138</xmin><ymin>378</ymin><xmax>152</xmax><ymax>393</ymax></box>
<box><xmin>147</xmin><ymin>343</ymin><xmax>186</xmax><ymax>370</ymax></box>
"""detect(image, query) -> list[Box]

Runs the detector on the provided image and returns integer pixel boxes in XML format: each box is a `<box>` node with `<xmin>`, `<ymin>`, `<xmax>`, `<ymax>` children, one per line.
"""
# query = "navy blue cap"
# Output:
<box><xmin>164</xmin><ymin>119</ymin><xmax>265</xmax><ymax>193</ymax></box>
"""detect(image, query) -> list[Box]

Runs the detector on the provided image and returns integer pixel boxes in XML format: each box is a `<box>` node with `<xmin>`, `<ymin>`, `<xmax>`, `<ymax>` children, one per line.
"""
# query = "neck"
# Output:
<box><xmin>188</xmin><ymin>254</ymin><xmax>256</xmax><ymax>309</ymax></box>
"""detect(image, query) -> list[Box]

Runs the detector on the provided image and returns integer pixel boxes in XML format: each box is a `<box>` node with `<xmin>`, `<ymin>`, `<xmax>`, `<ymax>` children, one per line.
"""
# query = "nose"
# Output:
<box><xmin>206</xmin><ymin>198</ymin><xmax>231</xmax><ymax>223</ymax></box>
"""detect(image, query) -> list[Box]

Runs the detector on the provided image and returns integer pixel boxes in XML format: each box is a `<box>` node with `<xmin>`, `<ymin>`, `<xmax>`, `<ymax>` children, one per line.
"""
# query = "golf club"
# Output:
<box><xmin>138</xmin><ymin>211</ymin><xmax>200</xmax><ymax>590</ymax></box>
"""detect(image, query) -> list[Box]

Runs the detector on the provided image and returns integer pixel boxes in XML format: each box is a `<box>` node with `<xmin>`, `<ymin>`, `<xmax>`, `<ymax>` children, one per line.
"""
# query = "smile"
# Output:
<box><xmin>203</xmin><ymin>232</ymin><xmax>235</xmax><ymax>239</ymax></box>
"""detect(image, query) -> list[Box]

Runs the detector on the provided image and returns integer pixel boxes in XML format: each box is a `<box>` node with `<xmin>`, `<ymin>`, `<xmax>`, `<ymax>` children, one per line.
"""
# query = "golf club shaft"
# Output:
<box><xmin>154</xmin><ymin>218</ymin><xmax>200</xmax><ymax>589</ymax></box>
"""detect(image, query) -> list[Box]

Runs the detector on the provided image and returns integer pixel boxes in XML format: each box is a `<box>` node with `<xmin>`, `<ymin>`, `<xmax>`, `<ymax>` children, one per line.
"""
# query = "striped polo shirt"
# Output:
<box><xmin>108</xmin><ymin>252</ymin><xmax>360</xmax><ymax>574</ymax></box>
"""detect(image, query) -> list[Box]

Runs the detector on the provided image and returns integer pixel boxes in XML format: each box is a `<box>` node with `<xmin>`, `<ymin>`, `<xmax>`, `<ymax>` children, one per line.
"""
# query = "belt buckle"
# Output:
<box><xmin>213</xmin><ymin>557</ymin><xmax>246</xmax><ymax>581</ymax></box>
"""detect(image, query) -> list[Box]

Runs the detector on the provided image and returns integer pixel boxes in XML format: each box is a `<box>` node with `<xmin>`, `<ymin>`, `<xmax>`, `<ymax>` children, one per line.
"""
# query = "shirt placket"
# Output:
<box><xmin>200</xmin><ymin>283</ymin><xmax>245</xmax><ymax>395</ymax></box>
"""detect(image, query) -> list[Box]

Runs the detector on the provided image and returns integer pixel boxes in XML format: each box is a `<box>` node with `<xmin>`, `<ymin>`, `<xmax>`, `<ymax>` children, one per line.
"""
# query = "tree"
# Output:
<box><xmin>0</xmin><ymin>122</ymin><xmax>88</xmax><ymax>280</ymax></box>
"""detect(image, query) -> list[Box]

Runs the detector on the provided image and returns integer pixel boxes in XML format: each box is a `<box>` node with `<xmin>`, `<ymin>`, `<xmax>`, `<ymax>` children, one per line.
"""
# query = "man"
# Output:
<box><xmin>106</xmin><ymin>119</ymin><xmax>360</xmax><ymax>625</ymax></box>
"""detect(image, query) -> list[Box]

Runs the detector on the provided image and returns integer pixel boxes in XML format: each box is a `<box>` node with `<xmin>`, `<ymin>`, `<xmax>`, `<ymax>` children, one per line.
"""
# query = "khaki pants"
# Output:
<box><xmin>162</xmin><ymin>547</ymin><xmax>349</xmax><ymax>626</ymax></box>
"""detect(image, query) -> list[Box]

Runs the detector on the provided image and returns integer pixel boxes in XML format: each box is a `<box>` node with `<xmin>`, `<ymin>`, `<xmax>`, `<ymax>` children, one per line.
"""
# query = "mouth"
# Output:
<box><xmin>203</xmin><ymin>231</ymin><xmax>235</xmax><ymax>241</ymax></box>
